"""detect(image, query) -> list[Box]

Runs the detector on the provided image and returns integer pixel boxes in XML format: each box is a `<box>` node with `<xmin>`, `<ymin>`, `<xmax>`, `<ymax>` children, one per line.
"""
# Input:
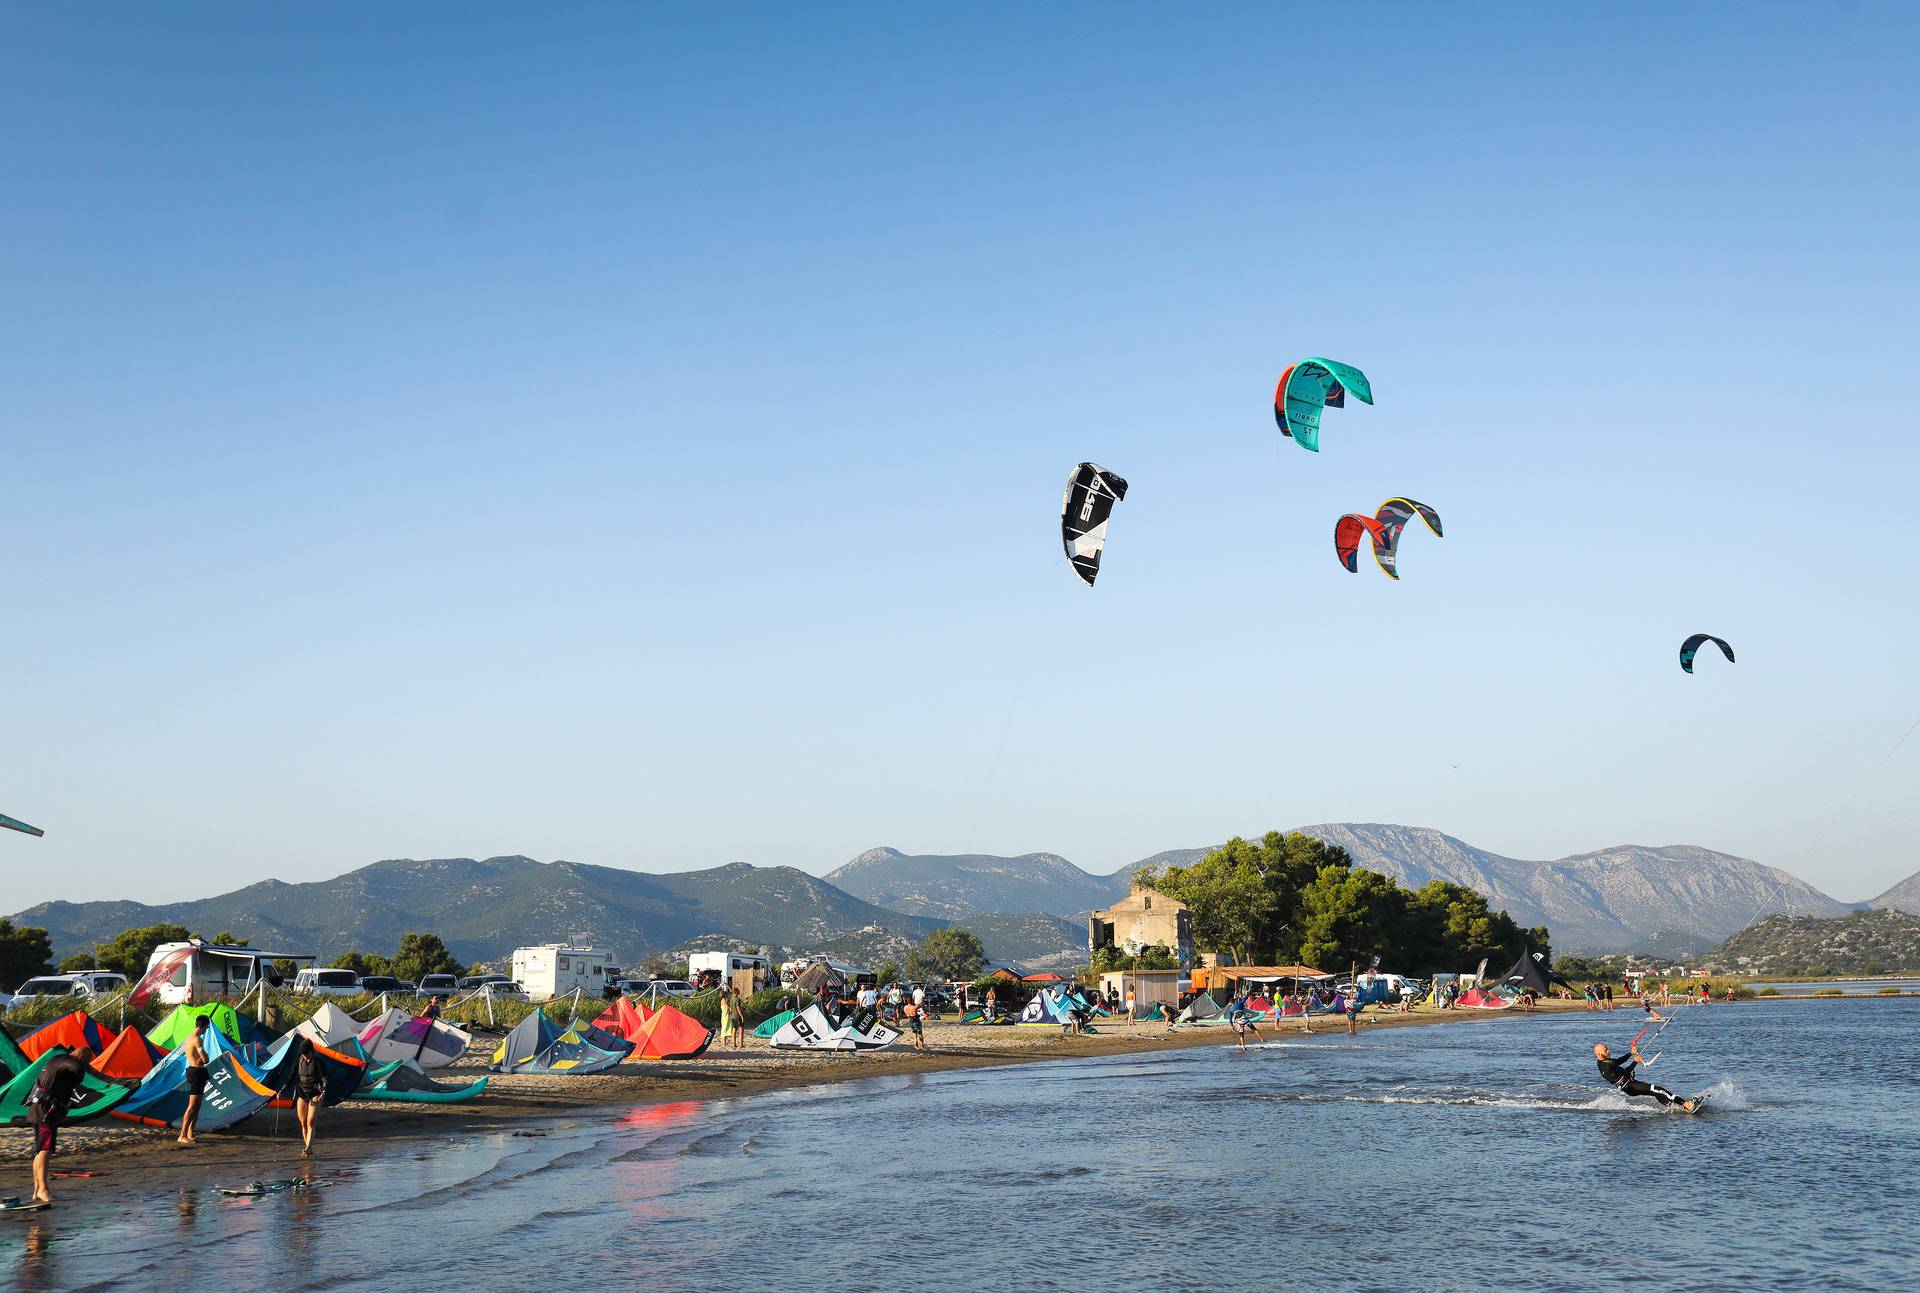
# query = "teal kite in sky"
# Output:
<box><xmin>0</xmin><ymin>812</ymin><xmax>43</xmax><ymax>838</ymax></box>
<box><xmin>1273</xmin><ymin>359</ymin><xmax>1373</xmax><ymax>452</ymax></box>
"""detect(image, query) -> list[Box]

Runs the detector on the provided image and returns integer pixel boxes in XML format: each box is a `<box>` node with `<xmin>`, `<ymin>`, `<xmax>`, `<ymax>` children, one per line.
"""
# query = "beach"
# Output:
<box><xmin>2</xmin><ymin>997</ymin><xmax>1686</xmax><ymax>1195</ymax></box>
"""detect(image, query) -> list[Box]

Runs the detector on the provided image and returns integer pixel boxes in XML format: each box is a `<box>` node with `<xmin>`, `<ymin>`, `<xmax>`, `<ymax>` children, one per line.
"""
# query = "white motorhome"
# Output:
<box><xmin>139</xmin><ymin>940</ymin><xmax>315</xmax><ymax>1006</ymax></box>
<box><xmin>688</xmin><ymin>951</ymin><xmax>772</xmax><ymax>990</ymax></box>
<box><xmin>509</xmin><ymin>944</ymin><xmax>615</xmax><ymax>1002</ymax></box>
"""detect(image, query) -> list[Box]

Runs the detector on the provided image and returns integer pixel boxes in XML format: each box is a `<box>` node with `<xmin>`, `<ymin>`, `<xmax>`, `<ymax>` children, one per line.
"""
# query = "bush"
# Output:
<box><xmin>1877</xmin><ymin>987</ymin><xmax>1902</xmax><ymax>996</ymax></box>
<box><xmin>1812</xmin><ymin>988</ymin><xmax>1845</xmax><ymax>998</ymax></box>
<box><xmin>1756</xmin><ymin>987</ymin><xmax>1780</xmax><ymax>997</ymax></box>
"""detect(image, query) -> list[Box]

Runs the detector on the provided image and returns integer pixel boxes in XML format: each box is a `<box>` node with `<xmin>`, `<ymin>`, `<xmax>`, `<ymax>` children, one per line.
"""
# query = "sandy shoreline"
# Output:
<box><xmin>0</xmin><ymin>996</ymin><xmax>1864</xmax><ymax>1205</ymax></box>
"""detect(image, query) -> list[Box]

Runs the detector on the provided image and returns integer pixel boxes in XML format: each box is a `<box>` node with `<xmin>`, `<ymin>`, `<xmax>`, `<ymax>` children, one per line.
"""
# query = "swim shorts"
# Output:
<box><xmin>186</xmin><ymin>1066</ymin><xmax>209</xmax><ymax>1097</ymax></box>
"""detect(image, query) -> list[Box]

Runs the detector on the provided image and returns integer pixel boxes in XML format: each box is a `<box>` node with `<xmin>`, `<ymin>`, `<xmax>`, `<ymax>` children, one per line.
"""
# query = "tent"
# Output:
<box><xmin>619</xmin><ymin>1002</ymin><xmax>712</xmax><ymax>1060</ymax></box>
<box><xmin>766</xmin><ymin>1004</ymin><xmax>899</xmax><ymax>1052</ymax></box>
<box><xmin>752</xmin><ymin>1009</ymin><xmax>797</xmax><ymax>1038</ymax></box>
<box><xmin>114</xmin><ymin>1029</ymin><xmax>300</xmax><ymax>1130</ymax></box>
<box><xmin>1501</xmin><ymin>949</ymin><xmax>1575</xmax><ymax>996</ymax></box>
<box><xmin>0</xmin><ymin>1050</ymin><xmax>133</xmax><ymax>1126</ymax></box>
<box><xmin>356</xmin><ymin>1009</ymin><xmax>472</xmax><ymax>1068</ymax></box>
<box><xmin>20</xmin><ymin>1010</ymin><xmax>112</xmax><ymax>1062</ymax></box>
<box><xmin>1177</xmin><ymin>992</ymin><xmax>1228</xmax><ymax>1024</ymax></box>
<box><xmin>93</xmin><ymin>1026</ymin><xmax>168</xmax><ymax>1083</ymax></box>
<box><xmin>489</xmin><ymin>1009</ymin><xmax>630</xmax><ymax>1074</ymax></box>
<box><xmin>793</xmin><ymin>962</ymin><xmax>846</xmax><ymax>997</ymax></box>
<box><xmin>360</xmin><ymin>1058</ymin><xmax>489</xmax><ymax>1104</ymax></box>
<box><xmin>294</xmin><ymin>1002</ymin><xmax>363</xmax><ymax>1049</ymax></box>
<box><xmin>147</xmin><ymin>1002</ymin><xmax>272</xmax><ymax>1051</ymax></box>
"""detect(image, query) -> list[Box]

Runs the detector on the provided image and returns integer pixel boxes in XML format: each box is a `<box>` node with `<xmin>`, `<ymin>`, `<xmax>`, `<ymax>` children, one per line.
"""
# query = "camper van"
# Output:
<box><xmin>139</xmin><ymin>940</ymin><xmax>315</xmax><ymax>1006</ymax></box>
<box><xmin>509</xmin><ymin>944</ymin><xmax>615</xmax><ymax>1002</ymax></box>
<box><xmin>687</xmin><ymin>952</ymin><xmax>772</xmax><ymax>991</ymax></box>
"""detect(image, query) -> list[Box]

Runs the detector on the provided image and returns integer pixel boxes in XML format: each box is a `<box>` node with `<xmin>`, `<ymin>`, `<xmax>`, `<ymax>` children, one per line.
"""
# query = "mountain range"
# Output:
<box><xmin>1702</xmin><ymin>907</ymin><xmax>1920</xmax><ymax>976</ymax></box>
<box><xmin>827</xmin><ymin>825</ymin><xmax>1858</xmax><ymax>954</ymax></box>
<box><xmin>8</xmin><ymin>824</ymin><xmax>1886</xmax><ymax>972</ymax></box>
<box><xmin>1867</xmin><ymin>867</ymin><xmax>1920</xmax><ymax>918</ymax></box>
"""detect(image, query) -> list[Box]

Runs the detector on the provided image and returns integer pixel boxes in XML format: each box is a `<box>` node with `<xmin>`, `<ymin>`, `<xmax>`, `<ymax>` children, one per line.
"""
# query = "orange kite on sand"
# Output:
<box><xmin>590</xmin><ymin>998</ymin><xmax>713</xmax><ymax>1060</ymax></box>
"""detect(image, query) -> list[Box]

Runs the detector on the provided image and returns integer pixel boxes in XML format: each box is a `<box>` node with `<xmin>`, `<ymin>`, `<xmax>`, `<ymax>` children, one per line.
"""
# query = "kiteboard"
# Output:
<box><xmin>215</xmin><ymin>1179</ymin><xmax>332</xmax><ymax>1198</ymax></box>
<box><xmin>1680</xmin><ymin>1094</ymin><xmax>1709</xmax><ymax>1116</ymax></box>
<box><xmin>1</xmin><ymin>1197</ymin><xmax>51</xmax><ymax>1213</ymax></box>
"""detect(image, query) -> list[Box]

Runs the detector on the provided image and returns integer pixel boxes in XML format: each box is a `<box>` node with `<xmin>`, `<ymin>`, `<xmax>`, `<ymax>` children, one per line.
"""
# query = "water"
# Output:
<box><xmin>1745</xmin><ymin>977</ymin><xmax>1920</xmax><ymax>996</ymax></box>
<box><xmin>7</xmin><ymin>1002</ymin><xmax>1917</xmax><ymax>1292</ymax></box>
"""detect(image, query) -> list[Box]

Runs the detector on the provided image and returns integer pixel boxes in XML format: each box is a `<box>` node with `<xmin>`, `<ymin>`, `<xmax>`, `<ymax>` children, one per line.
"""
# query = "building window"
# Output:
<box><xmin>1144</xmin><ymin>896</ymin><xmax>1151</xmax><ymax>910</ymax></box>
<box><xmin>558</xmin><ymin>957</ymin><xmax>570</xmax><ymax>972</ymax></box>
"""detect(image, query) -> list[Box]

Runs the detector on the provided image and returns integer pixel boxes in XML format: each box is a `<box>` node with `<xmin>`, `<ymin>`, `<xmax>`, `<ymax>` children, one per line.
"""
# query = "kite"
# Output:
<box><xmin>1273</xmin><ymin>359</ymin><xmax>1373</xmax><ymax>452</ymax></box>
<box><xmin>1061</xmin><ymin>462</ymin><xmax>1128</xmax><ymax>586</ymax></box>
<box><xmin>0</xmin><ymin>812</ymin><xmax>42</xmax><ymax>838</ymax></box>
<box><xmin>1334</xmin><ymin>498</ymin><xmax>1443</xmax><ymax>579</ymax></box>
<box><xmin>1679</xmin><ymin>634</ymin><xmax>1734</xmax><ymax>673</ymax></box>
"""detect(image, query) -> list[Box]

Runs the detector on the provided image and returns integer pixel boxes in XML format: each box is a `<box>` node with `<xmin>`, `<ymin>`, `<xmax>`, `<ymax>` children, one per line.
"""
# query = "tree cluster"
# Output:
<box><xmin>332</xmin><ymin>933</ymin><xmax>465</xmax><ymax>983</ymax></box>
<box><xmin>902</xmin><ymin>927</ymin><xmax>986</xmax><ymax>983</ymax></box>
<box><xmin>1142</xmin><ymin>831</ymin><xmax>1549</xmax><ymax>974</ymax></box>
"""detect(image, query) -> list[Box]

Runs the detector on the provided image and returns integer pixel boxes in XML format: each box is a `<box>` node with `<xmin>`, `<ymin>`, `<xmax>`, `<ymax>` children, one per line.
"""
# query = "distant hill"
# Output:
<box><xmin>10</xmin><ymin>856</ymin><xmax>952</xmax><ymax>968</ymax></box>
<box><xmin>827</xmin><ymin>826</ymin><xmax>1853</xmax><ymax>953</ymax></box>
<box><xmin>1286</xmin><ymin>825</ymin><xmax>1853</xmax><ymax>952</ymax></box>
<box><xmin>1702</xmin><ymin>908</ymin><xmax>1920</xmax><ymax>976</ymax></box>
<box><xmin>1867</xmin><ymin>867</ymin><xmax>1920</xmax><ymax>917</ymax></box>
<box><xmin>825</xmin><ymin>847</ymin><xmax>1124</xmax><ymax>922</ymax></box>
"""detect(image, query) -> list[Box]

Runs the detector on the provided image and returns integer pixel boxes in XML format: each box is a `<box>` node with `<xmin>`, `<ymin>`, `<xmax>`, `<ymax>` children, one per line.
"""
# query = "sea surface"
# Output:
<box><xmin>7</xmin><ymin>1000</ymin><xmax>1916</xmax><ymax>1293</ymax></box>
<box><xmin>1745</xmin><ymin>977</ymin><xmax>1920</xmax><ymax>995</ymax></box>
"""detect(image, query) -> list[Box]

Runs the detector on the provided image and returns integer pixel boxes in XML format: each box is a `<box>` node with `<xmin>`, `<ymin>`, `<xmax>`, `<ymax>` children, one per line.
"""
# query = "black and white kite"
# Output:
<box><xmin>1060</xmin><ymin>462</ymin><xmax>1128</xmax><ymax>586</ymax></box>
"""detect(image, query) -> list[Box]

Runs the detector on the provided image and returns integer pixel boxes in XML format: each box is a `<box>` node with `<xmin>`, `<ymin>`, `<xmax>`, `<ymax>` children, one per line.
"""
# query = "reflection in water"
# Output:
<box><xmin>7</xmin><ymin>1001</ymin><xmax>1916</xmax><ymax>1293</ymax></box>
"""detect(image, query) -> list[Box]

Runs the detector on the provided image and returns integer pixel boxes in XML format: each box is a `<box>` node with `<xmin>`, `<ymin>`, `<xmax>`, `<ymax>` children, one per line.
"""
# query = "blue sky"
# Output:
<box><xmin>3</xmin><ymin>5</ymin><xmax>1916</xmax><ymax>911</ymax></box>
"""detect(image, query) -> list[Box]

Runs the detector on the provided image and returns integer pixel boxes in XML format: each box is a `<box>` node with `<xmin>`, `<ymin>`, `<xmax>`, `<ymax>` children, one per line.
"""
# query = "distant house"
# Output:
<box><xmin>1089</xmin><ymin>884</ymin><xmax>1193</xmax><ymax>968</ymax></box>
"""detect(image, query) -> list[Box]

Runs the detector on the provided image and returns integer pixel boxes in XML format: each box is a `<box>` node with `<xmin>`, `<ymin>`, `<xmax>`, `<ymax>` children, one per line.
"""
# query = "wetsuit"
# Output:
<box><xmin>27</xmin><ymin>1052</ymin><xmax>88</xmax><ymax>1155</ymax></box>
<box><xmin>1597</xmin><ymin>1051</ymin><xmax>1681</xmax><ymax>1107</ymax></box>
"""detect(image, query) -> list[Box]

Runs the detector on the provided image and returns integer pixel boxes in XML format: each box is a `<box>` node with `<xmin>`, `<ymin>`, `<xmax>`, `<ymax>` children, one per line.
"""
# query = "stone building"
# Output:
<box><xmin>1088</xmin><ymin>884</ymin><xmax>1193</xmax><ymax>968</ymax></box>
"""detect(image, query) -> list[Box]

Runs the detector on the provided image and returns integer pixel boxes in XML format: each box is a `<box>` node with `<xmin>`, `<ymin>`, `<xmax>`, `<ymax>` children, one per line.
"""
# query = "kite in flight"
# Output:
<box><xmin>1061</xmin><ymin>462</ymin><xmax>1128</xmax><ymax>586</ymax></box>
<box><xmin>1335</xmin><ymin>498</ymin><xmax>1443</xmax><ymax>579</ymax></box>
<box><xmin>1679</xmin><ymin>634</ymin><xmax>1735</xmax><ymax>673</ymax></box>
<box><xmin>1273</xmin><ymin>359</ymin><xmax>1373</xmax><ymax>452</ymax></box>
<box><xmin>0</xmin><ymin>812</ymin><xmax>44</xmax><ymax>838</ymax></box>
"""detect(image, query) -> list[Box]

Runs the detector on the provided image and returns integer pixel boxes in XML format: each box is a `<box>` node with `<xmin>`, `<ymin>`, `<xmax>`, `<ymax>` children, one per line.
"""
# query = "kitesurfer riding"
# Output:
<box><xmin>1593</xmin><ymin>1042</ymin><xmax>1700</xmax><ymax>1113</ymax></box>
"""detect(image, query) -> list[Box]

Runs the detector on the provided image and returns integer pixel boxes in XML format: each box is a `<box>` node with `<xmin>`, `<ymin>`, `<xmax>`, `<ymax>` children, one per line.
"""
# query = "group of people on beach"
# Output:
<box><xmin>16</xmin><ymin>1011</ymin><xmax>335</xmax><ymax>1210</ymax></box>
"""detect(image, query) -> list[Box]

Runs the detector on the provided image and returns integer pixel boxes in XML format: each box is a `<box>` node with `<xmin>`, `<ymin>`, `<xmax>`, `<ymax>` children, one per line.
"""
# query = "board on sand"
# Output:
<box><xmin>216</xmin><ymin>1179</ymin><xmax>332</xmax><ymax>1197</ymax></box>
<box><xmin>1</xmin><ymin>1198</ymin><xmax>51</xmax><ymax>1213</ymax></box>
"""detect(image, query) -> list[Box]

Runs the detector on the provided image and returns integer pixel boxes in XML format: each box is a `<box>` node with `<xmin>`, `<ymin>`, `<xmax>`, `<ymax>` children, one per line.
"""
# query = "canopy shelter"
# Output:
<box><xmin>793</xmin><ymin>962</ymin><xmax>846</xmax><ymax>997</ymax></box>
<box><xmin>148</xmin><ymin>1002</ymin><xmax>274</xmax><ymax>1051</ymax></box>
<box><xmin>0</xmin><ymin>1050</ymin><xmax>132</xmax><ymax>1126</ymax></box>
<box><xmin>93</xmin><ymin>1026</ymin><xmax>168</xmax><ymax>1083</ymax></box>
<box><xmin>1500</xmin><ymin>949</ymin><xmax>1576</xmax><ymax>996</ymax></box>
<box><xmin>1020</xmin><ymin>972</ymin><xmax>1066</xmax><ymax>984</ymax></box>
<box><xmin>356</xmin><ymin>1009</ymin><xmax>471</xmax><ymax>1069</ymax></box>
<box><xmin>20</xmin><ymin>1010</ymin><xmax>112</xmax><ymax>1062</ymax></box>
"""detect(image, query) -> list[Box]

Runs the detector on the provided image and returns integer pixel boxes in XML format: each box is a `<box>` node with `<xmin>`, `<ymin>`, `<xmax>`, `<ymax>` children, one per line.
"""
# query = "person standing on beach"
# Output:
<box><xmin>717</xmin><ymin>988</ymin><xmax>735</xmax><ymax>1049</ymax></box>
<box><xmin>1343</xmin><ymin>993</ymin><xmax>1363</xmax><ymax>1036</ymax></box>
<box><xmin>985</xmin><ymin>985</ymin><xmax>998</xmax><ymax>1018</ymax></box>
<box><xmin>178</xmin><ymin>1017</ymin><xmax>211</xmax><ymax>1145</ymax></box>
<box><xmin>292</xmin><ymin>1039</ymin><xmax>326</xmax><ymax>1157</ymax></box>
<box><xmin>730</xmin><ymin>990</ymin><xmax>749</xmax><ymax>1048</ymax></box>
<box><xmin>901</xmin><ymin>998</ymin><xmax>925</xmax><ymax>1050</ymax></box>
<box><xmin>25</xmin><ymin>1045</ymin><xmax>91</xmax><ymax>1205</ymax></box>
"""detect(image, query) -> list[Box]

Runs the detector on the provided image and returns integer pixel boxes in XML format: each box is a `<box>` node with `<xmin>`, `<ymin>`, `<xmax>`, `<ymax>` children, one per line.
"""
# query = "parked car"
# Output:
<box><xmin>457</xmin><ymin>974</ymin><xmax>526</xmax><ymax>997</ymax></box>
<box><xmin>11</xmin><ymin>976</ymin><xmax>85</xmax><ymax>1000</ymax></box>
<box><xmin>292</xmin><ymin>967</ymin><xmax>364</xmax><ymax>996</ymax></box>
<box><xmin>357</xmin><ymin>975</ymin><xmax>416</xmax><ymax>995</ymax></box>
<box><xmin>64</xmin><ymin>970</ymin><xmax>131</xmax><ymax>997</ymax></box>
<box><xmin>418</xmin><ymin>973</ymin><xmax>459</xmax><ymax>995</ymax></box>
<box><xmin>648</xmin><ymin>979</ymin><xmax>698</xmax><ymax>998</ymax></box>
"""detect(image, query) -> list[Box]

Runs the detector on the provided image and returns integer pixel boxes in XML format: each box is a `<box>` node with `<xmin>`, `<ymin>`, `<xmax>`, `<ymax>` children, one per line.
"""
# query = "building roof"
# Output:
<box><xmin>1204</xmin><ymin>964</ymin><xmax>1329</xmax><ymax>980</ymax></box>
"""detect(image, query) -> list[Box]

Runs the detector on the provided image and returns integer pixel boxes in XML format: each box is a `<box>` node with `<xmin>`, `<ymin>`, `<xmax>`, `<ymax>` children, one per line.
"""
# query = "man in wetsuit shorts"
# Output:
<box><xmin>1593</xmin><ymin>1042</ymin><xmax>1695</xmax><ymax>1111</ymax></box>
